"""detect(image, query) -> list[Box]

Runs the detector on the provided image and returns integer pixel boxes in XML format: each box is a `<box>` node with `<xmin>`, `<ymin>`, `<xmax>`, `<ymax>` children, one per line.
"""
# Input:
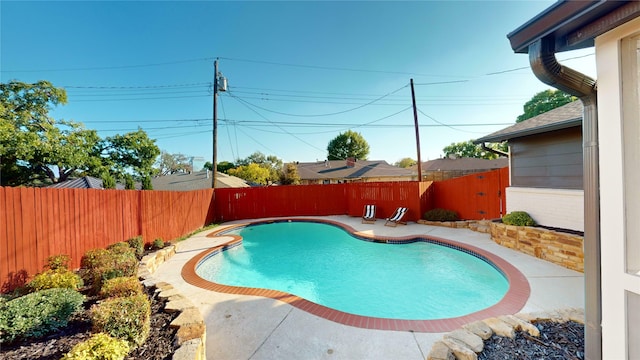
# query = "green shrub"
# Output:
<box><xmin>423</xmin><ymin>208</ymin><xmax>460</xmax><ymax>222</ymax></box>
<box><xmin>126</xmin><ymin>236</ymin><xmax>144</xmax><ymax>259</ymax></box>
<box><xmin>151</xmin><ymin>238</ymin><xmax>165</xmax><ymax>250</ymax></box>
<box><xmin>0</xmin><ymin>288</ymin><xmax>84</xmax><ymax>344</ymax></box>
<box><xmin>80</xmin><ymin>247</ymin><xmax>138</xmax><ymax>292</ymax></box>
<box><xmin>502</xmin><ymin>211</ymin><xmax>536</xmax><ymax>226</ymax></box>
<box><xmin>81</xmin><ymin>248</ymin><xmax>111</xmax><ymax>270</ymax></box>
<box><xmin>99</xmin><ymin>277</ymin><xmax>143</xmax><ymax>299</ymax></box>
<box><xmin>90</xmin><ymin>294</ymin><xmax>151</xmax><ymax>348</ymax></box>
<box><xmin>106</xmin><ymin>242</ymin><xmax>135</xmax><ymax>257</ymax></box>
<box><xmin>45</xmin><ymin>254</ymin><xmax>71</xmax><ymax>271</ymax></box>
<box><xmin>27</xmin><ymin>269</ymin><xmax>83</xmax><ymax>292</ymax></box>
<box><xmin>62</xmin><ymin>332</ymin><xmax>130</xmax><ymax>360</ymax></box>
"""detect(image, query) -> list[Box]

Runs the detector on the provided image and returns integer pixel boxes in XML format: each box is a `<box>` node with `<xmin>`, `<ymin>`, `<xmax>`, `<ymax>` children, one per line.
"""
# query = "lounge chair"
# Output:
<box><xmin>362</xmin><ymin>204</ymin><xmax>376</xmax><ymax>224</ymax></box>
<box><xmin>385</xmin><ymin>207</ymin><xmax>408</xmax><ymax>227</ymax></box>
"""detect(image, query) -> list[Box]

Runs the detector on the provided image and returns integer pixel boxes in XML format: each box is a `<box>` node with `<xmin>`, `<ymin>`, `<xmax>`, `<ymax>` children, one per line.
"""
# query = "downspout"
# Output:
<box><xmin>529</xmin><ymin>38</ymin><xmax>600</xmax><ymax>360</ymax></box>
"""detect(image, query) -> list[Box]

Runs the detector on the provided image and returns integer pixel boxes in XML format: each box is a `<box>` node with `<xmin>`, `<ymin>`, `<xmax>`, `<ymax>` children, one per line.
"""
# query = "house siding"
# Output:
<box><xmin>506</xmin><ymin>187</ymin><xmax>584</xmax><ymax>232</ymax></box>
<box><xmin>510</xmin><ymin>126</ymin><xmax>583</xmax><ymax>189</ymax></box>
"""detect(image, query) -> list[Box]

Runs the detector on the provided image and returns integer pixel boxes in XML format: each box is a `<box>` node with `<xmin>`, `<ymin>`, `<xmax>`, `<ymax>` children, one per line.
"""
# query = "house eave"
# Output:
<box><xmin>508</xmin><ymin>0</ymin><xmax>637</xmax><ymax>54</ymax></box>
<box><xmin>475</xmin><ymin>117</ymin><xmax>581</xmax><ymax>143</ymax></box>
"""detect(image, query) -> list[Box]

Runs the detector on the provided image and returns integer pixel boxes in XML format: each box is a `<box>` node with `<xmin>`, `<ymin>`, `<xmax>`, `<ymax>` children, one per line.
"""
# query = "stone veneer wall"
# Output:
<box><xmin>137</xmin><ymin>244</ymin><xmax>207</xmax><ymax>360</ymax></box>
<box><xmin>417</xmin><ymin>219</ymin><xmax>584</xmax><ymax>272</ymax></box>
<box><xmin>489</xmin><ymin>222</ymin><xmax>584</xmax><ymax>273</ymax></box>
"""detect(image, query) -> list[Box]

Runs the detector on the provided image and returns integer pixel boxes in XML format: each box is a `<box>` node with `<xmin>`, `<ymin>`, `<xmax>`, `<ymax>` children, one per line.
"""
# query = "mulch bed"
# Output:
<box><xmin>478</xmin><ymin>320</ymin><xmax>585</xmax><ymax>360</ymax></box>
<box><xmin>0</xmin><ymin>286</ymin><xmax>178</xmax><ymax>360</ymax></box>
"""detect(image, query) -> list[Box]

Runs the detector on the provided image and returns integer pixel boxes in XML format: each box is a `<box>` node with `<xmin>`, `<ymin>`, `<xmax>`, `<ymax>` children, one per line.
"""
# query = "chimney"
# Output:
<box><xmin>346</xmin><ymin>157</ymin><xmax>355</xmax><ymax>168</ymax></box>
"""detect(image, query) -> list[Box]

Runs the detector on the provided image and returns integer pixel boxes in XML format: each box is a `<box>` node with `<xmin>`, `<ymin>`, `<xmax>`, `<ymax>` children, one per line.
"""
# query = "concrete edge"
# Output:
<box><xmin>138</xmin><ymin>243</ymin><xmax>207</xmax><ymax>360</ymax></box>
<box><xmin>426</xmin><ymin>307</ymin><xmax>585</xmax><ymax>360</ymax></box>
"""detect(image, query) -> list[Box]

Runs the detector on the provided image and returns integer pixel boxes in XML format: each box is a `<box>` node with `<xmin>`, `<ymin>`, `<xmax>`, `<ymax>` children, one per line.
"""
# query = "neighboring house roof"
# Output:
<box><xmin>474</xmin><ymin>100</ymin><xmax>583</xmax><ymax>143</ymax></box>
<box><xmin>412</xmin><ymin>157</ymin><xmax>508</xmax><ymax>172</ymax></box>
<box><xmin>296</xmin><ymin>160</ymin><xmax>413</xmax><ymax>180</ymax></box>
<box><xmin>151</xmin><ymin>170</ymin><xmax>249</xmax><ymax>191</ymax></box>
<box><xmin>47</xmin><ymin>176</ymin><xmax>127</xmax><ymax>190</ymax></box>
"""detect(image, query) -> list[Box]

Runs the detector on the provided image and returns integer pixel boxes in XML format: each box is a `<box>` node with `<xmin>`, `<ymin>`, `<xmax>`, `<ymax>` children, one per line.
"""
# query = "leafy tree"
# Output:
<box><xmin>0</xmin><ymin>81</ymin><xmax>161</xmax><ymax>186</ymax></box>
<box><xmin>327</xmin><ymin>130</ymin><xmax>369</xmax><ymax>160</ymax></box>
<box><xmin>516</xmin><ymin>89</ymin><xmax>576</xmax><ymax>122</ymax></box>
<box><xmin>156</xmin><ymin>152</ymin><xmax>191</xmax><ymax>175</ymax></box>
<box><xmin>123</xmin><ymin>174</ymin><xmax>135</xmax><ymax>190</ymax></box>
<box><xmin>217</xmin><ymin>161</ymin><xmax>235</xmax><ymax>173</ymax></box>
<box><xmin>203</xmin><ymin>161</ymin><xmax>212</xmax><ymax>171</ymax></box>
<box><xmin>228</xmin><ymin>163</ymin><xmax>272</xmax><ymax>185</ymax></box>
<box><xmin>395</xmin><ymin>157</ymin><xmax>416</xmax><ymax>168</ymax></box>
<box><xmin>98</xmin><ymin>129</ymin><xmax>160</xmax><ymax>180</ymax></box>
<box><xmin>0</xmin><ymin>80</ymin><xmax>101</xmax><ymax>185</ymax></box>
<box><xmin>141</xmin><ymin>175</ymin><xmax>153</xmax><ymax>190</ymax></box>
<box><xmin>442</xmin><ymin>140</ymin><xmax>507</xmax><ymax>160</ymax></box>
<box><xmin>101</xmin><ymin>172</ymin><xmax>116</xmax><ymax>189</ymax></box>
<box><xmin>280</xmin><ymin>163</ymin><xmax>301</xmax><ymax>185</ymax></box>
<box><xmin>235</xmin><ymin>152</ymin><xmax>282</xmax><ymax>182</ymax></box>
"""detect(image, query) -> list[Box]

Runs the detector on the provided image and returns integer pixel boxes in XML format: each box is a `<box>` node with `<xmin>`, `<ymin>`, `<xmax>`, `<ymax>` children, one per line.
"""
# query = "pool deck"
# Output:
<box><xmin>150</xmin><ymin>216</ymin><xmax>584</xmax><ymax>360</ymax></box>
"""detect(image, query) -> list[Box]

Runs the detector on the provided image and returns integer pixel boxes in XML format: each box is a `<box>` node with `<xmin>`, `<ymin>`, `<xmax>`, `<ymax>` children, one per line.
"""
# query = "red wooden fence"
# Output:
<box><xmin>214</xmin><ymin>181</ymin><xmax>433</xmax><ymax>223</ymax></box>
<box><xmin>432</xmin><ymin>167</ymin><xmax>509</xmax><ymax>220</ymax></box>
<box><xmin>0</xmin><ymin>168</ymin><xmax>506</xmax><ymax>292</ymax></box>
<box><xmin>0</xmin><ymin>187</ymin><xmax>214</xmax><ymax>292</ymax></box>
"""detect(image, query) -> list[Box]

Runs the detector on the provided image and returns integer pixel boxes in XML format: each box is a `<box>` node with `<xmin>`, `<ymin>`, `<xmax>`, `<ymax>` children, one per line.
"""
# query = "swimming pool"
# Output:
<box><xmin>193</xmin><ymin>220</ymin><xmax>513</xmax><ymax>321</ymax></box>
<box><xmin>182</xmin><ymin>218</ymin><xmax>530</xmax><ymax>332</ymax></box>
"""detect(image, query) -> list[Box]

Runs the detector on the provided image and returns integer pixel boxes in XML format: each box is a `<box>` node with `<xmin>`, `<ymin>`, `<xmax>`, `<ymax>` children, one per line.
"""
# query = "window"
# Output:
<box><xmin>621</xmin><ymin>34</ymin><xmax>640</xmax><ymax>275</ymax></box>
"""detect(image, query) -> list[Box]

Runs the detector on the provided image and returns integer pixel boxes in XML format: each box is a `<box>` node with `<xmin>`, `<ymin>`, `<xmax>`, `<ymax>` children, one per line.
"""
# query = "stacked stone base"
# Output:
<box><xmin>427</xmin><ymin>308</ymin><xmax>585</xmax><ymax>360</ymax></box>
<box><xmin>138</xmin><ymin>245</ymin><xmax>206</xmax><ymax>360</ymax></box>
<box><xmin>417</xmin><ymin>219</ymin><xmax>492</xmax><ymax>233</ymax></box>
<box><xmin>489</xmin><ymin>222</ymin><xmax>584</xmax><ymax>272</ymax></box>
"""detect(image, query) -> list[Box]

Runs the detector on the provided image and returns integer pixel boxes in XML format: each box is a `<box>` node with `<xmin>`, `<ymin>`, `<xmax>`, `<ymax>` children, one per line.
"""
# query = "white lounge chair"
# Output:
<box><xmin>362</xmin><ymin>204</ymin><xmax>376</xmax><ymax>224</ymax></box>
<box><xmin>385</xmin><ymin>207</ymin><xmax>408</xmax><ymax>227</ymax></box>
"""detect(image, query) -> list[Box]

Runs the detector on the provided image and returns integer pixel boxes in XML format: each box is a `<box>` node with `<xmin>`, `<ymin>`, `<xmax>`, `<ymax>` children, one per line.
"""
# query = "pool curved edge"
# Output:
<box><xmin>181</xmin><ymin>217</ymin><xmax>531</xmax><ymax>333</ymax></box>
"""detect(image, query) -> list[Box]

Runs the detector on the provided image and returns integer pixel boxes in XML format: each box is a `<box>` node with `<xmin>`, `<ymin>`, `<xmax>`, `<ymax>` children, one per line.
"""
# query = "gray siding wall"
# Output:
<box><xmin>510</xmin><ymin>127</ymin><xmax>583</xmax><ymax>189</ymax></box>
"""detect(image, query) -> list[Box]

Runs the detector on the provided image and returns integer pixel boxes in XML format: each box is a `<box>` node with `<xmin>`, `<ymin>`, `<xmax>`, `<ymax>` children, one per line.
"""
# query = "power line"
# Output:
<box><xmin>219</xmin><ymin>56</ymin><xmax>469</xmax><ymax>79</ymax></box>
<box><xmin>226</xmin><ymin>84</ymin><xmax>409</xmax><ymax>118</ymax></box>
<box><xmin>2</xmin><ymin>58</ymin><xmax>215</xmax><ymax>73</ymax></box>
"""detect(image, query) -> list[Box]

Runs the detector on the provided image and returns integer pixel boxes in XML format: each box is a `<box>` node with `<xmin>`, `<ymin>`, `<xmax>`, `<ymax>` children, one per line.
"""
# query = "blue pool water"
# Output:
<box><xmin>196</xmin><ymin>221</ymin><xmax>509</xmax><ymax>320</ymax></box>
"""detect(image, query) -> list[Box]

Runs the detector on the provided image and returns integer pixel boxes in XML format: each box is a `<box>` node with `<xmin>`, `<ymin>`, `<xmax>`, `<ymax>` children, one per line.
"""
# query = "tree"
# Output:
<box><xmin>235</xmin><ymin>152</ymin><xmax>282</xmax><ymax>182</ymax></box>
<box><xmin>280</xmin><ymin>163</ymin><xmax>301</xmax><ymax>185</ymax></box>
<box><xmin>228</xmin><ymin>163</ymin><xmax>272</xmax><ymax>185</ymax></box>
<box><xmin>516</xmin><ymin>90</ymin><xmax>576</xmax><ymax>123</ymax></box>
<box><xmin>217</xmin><ymin>161</ymin><xmax>235</xmax><ymax>173</ymax></box>
<box><xmin>123</xmin><ymin>174</ymin><xmax>135</xmax><ymax>190</ymax></box>
<box><xmin>0</xmin><ymin>81</ymin><xmax>161</xmax><ymax>186</ymax></box>
<box><xmin>0</xmin><ymin>80</ymin><xmax>101</xmax><ymax>185</ymax></box>
<box><xmin>326</xmin><ymin>130</ymin><xmax>369</xmax><ymax>160</ymax></box>
<box><xmin>395</xmin><ymin>157</ymin><xmax>416</xmax><ymax>168</ymax></box>
<box><xmin>98</xmin><ymin>129</ymin><xmax>160</xmax><ymax>180</ymax></box>
<box><xmin>156</xmin><ymin>152</ymin><xmax>191</xmax><ymax>175</ymax></box>
<box><xmin>442</xmin><ymin>140</ymin><xmax>508</xmax><ymax>160</ymax></box>
<box><xmin>101</xmin><ymin>172</ymin><xmax>116</xmax><ymax>189</ymax></box>
<box><xmin>141</xmin><ymin>175</ymin><xmax>153</xmax><ymax>190</ymax></box>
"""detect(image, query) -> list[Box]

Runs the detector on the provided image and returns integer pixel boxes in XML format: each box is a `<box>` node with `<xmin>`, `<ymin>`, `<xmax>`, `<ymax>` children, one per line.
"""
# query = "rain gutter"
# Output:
<box><xmin>528</xmin><ymin>37</ymin><xmax>600</xmax><ymax>359</ymax></box>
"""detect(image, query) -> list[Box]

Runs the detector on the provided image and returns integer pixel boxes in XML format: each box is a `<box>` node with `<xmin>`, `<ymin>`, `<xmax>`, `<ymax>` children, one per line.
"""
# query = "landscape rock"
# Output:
<box><xmin>482</xmin><ymin>317</ymin><xmax>515</xmax><ymax>338</ymax></box>
<box><xmin>463</xmin><ymin>320</ymin><xmax>493</xmax><ymax>340</ymax></box>
<box><xmin>427</xmin><ymin>341</ymin><xmax>455</xmax><ymax>360</ymax></box>
<box><xmin>444</xmin><ymin>329</ymin><xmax>484</xmax><ymax>353</ymax></box>
<box><xmin>442</xmin><ymin>337</ymin><xmax>477</xmax><ymax>360</ymax></box>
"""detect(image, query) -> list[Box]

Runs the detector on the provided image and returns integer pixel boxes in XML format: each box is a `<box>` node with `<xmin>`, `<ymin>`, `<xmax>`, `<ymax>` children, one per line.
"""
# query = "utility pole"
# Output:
<box><xmin>410</xmin><ymin>79</ymin><xmax>423</xmax><ymax>181</ymax></box>
<box><xmin>212</xmin><ymin>59</ymin><xmax>219</xmax><ymax>188</ymax></box>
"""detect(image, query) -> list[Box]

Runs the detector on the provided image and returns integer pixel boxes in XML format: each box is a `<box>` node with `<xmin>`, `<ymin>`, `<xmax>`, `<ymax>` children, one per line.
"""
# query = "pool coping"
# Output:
<box><xmin>180</xmin><ymin>218</ymin><xmax>531</xmax><ymax>333</ymax></box>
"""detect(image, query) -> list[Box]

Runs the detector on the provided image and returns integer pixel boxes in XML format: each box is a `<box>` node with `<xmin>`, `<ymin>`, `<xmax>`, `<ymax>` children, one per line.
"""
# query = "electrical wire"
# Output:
<box><xmin>226</xmin><ymin>84</ymin><xmax>409</xmax><ymax>118</ymax></box>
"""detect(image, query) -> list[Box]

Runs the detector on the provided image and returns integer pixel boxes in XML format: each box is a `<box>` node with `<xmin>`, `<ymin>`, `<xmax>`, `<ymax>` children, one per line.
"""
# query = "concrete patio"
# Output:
<box><xmin>149</xmin><ymin>215</ymin><xmax>584</xmax><ymax>360</ymax></box>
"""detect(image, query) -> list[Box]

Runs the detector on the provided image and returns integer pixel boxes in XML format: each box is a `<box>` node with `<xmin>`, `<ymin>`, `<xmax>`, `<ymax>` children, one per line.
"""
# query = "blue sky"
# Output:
<box><xmin>1</xmin><ymin>1</ymin><xmax>596</xmax><ymax>169</ymax></box>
